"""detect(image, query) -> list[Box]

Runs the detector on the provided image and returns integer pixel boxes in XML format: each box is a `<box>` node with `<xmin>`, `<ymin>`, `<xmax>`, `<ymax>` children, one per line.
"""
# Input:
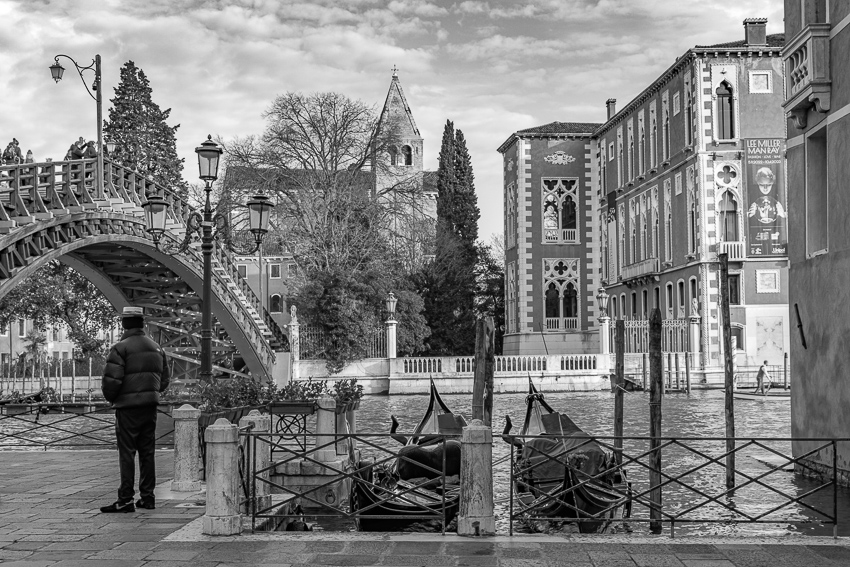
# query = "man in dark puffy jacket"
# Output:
<box><xmin>100</xmin><ymin>306</ymin><xmax>170</xmax><ymax>513</ymax></box>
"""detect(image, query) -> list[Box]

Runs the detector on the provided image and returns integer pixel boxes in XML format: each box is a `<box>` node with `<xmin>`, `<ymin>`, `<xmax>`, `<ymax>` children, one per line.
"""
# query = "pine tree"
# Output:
<box><xmin>104</xmin><ymin>61</ymin><xmax>186</xmax><ymax>193</ymax></box>
<box><xmin>420</xmin><ymin>121</ymin><xmax>481</xmax><ymax>354</ymax></box>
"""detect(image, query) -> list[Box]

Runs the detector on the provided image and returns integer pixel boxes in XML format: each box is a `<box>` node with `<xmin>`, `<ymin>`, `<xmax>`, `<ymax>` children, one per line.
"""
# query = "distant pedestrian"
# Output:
<box><xmin>755</xmin><ymin>360</ymin><xmax>772</xmax><ymax>394</ymax></box>
<box><xmin>99</xmin><ymin>306</ymin><xmax>170</xmax><ymax>513</ymax></box>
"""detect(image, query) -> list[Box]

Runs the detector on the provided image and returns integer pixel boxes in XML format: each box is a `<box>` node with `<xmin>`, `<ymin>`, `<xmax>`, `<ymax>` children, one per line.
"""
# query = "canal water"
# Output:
<box><xmin>355</xmin><ymin>389</ymin><xmax>850</xmax><ymax>537</ymax></box>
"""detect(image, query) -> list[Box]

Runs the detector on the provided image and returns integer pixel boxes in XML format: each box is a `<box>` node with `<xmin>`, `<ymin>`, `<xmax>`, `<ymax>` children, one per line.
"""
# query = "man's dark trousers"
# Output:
<box><xmin>115</xmin><ymin>406</ymin><xmax>158</xmax><ymax>502</ymax></box>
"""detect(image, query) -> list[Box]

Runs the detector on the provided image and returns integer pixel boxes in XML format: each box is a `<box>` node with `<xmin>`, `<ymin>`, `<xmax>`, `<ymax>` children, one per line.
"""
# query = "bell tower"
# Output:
<box><xmin>378</xmin><ymin>67</ymin><xmax>424</xmax><ymax>173</ymax></box>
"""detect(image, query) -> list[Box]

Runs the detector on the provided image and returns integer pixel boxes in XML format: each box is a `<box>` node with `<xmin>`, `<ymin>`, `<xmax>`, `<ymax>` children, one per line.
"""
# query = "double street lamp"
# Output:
<box><xmin>142</xmin><ymin>136</ymin><xmax>274</xmax><ymax>381</ymax></box>
<box><xmin>49</xmin><ymin>54</ymin><xmax>105</xmax><ymax>197</ymax></box>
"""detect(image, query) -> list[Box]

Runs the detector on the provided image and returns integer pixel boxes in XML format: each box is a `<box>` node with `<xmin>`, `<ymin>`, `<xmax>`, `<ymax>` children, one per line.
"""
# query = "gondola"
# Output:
<box><xmin>351</xmin><ymin>380</ymin><xmax>463</xmax><ymax>532</ymax></box>
<box><xmin>502</xmin><ymin>378</ymin><xmax>631</xmax><ymax>533</ymax></box>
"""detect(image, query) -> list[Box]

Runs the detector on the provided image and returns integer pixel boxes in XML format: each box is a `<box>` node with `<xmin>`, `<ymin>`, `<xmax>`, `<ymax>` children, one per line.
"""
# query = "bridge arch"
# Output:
<box><xmin>0</xmin><ymin>157</ymin><xmax>287</xmax><ymax>381</ymax></box>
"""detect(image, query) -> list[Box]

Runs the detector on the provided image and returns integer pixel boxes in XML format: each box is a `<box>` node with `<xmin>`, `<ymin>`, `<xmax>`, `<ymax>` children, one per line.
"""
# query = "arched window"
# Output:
<box><xmin>402</xmin><ymin>145</ymin><xmax>413</xmax><ymax>165</ymax></box>
<box><xmin>684</xmin><ymin>91</ymin><xmax>693</xmax><ymax>146</ymax></box>
<box><xmin>639</xmin><ymin>126</ymin><xmax>645</xmax><ymax>173</ymax></box>
<box><xmin>545</xmin><ymin>283</ymin><xmax>560</xmax><ymax>319</ymax></box>
<box><xmin>666</xmin><ymin>283</ymin><xmax>674</xmax><ymax>318</ymax></box>
<box><xmin>663</xmin><ymin>110</ymin><xmax>670</xmax><ymax>161</ymax></box>
<box><xmin>543</xmin><ymin>259</ymin><xmax>580</xmax><ymax>331</ymax></box>
<box><xmin>631</xmin><ymin>291</ymin><xmax>637</xmax><ymax>316</ymax></box>
<box><xmin>389</xmin><ymin>146</ymin><xmax>398</xmax><ymax>166</ymax></box>
<box><xmin>716</xmin><ymin>81</ymin><xmax>735</xmax><ymax>140</ymax></box>
<box><xmin>542</xmin><ymin>179</ymin><xmax>578</xmax><ymax>242</ymax></box>
<box><xmin>650</xmin><ymin>118</ymin><xmax>657</xmax><ymax>168</ymax></box>
<box><xmin>563</xmin><ymin>282</ymin><xmax>578</xmax><ymax>319</ymax></box>
<box><xmin>628</xmin><ymin>138</ymin><xmax>634</xmax><ymax>180</ymax></box>
<box><xmin>270</xmin><ymin>294</ymin><xmax>282</xmax><ymax>313</ymax></box>
<box><xmin>719</xmin><ymin>191</ymin><xmax>739</xmax><ymax>241</ymax></box>
<box><xmin>611</xmin><ymin>296</ymin><xmax>618</xmax><ymax>318</ymax></box>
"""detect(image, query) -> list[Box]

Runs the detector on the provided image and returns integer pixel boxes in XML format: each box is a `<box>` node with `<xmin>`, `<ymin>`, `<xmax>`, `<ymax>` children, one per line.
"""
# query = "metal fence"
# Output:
<box><xmin>505</xmin><ymin>434</ymin><xmax>842</xmax><ymax>536</ymax></box>
<box><xmin>299</xmin><ymin>325</ymin><xmax>387</xmax><ymax>360</ymax></box>
<box><xmin>0</xmin><ymin>404</ymin><xmax>174</xmax><ymax>449</ymax></box>
<box><xmin>240</xmin><ymin>431</ymin><xmax>457</xmax><ymax>533</ymax></box>
<box><xmin>613</xmin><ymin>318</ymin><xmax>690</xmax><ymax>354</ymax></box>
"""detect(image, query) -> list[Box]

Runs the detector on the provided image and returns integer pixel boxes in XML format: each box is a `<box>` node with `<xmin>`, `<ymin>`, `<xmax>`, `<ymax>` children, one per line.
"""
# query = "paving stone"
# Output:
<box><xmin>631</xmin><ymin>554</ymin><xmax>685</xmax><ymax>566</ymax></box>
<box><xmin>388</xmin><ymin>541</ymin><xmax>445</xmax><ymax>555</ymax></box>
<box><xmin>312</xmin><ymin>553</ymin><xmax>381</xmax><ymax>565</ymax></box>
<box><xmin>144</xmin><ymin>549</ymin><xmax>202</xmax><ymax>561</ymax></box>
<box><xmin>49</xmin><ymin>560</ymin><xmax>145</xmax><ymax>567</ymax></box>
<box><xmin>443</xmin><ymin>542</ymin><xmax>497</xmax><ymax>556</ymax></box>
<box><xmin>2</xmin><ymin>541</ymin><xmax>50</xmax><ymax>551</ymax></box>
<box><xmin>379</xmin><ymin>554</ymin><xmax>458</xmax><ymax>566</ymax></box>
<box><xmin>0</xmin><ymin>561</ymin><xmax>58</xmax><ymax>567</ymax></box>
<box><xmin>0</xmin><ymin>549</ymin><xmax>35</xmax><ymax>560</ymax></box>
<box><xmin>807</xmin><ymin>545</ymin><xmax>850</xmax><ymax>561</ymax></box>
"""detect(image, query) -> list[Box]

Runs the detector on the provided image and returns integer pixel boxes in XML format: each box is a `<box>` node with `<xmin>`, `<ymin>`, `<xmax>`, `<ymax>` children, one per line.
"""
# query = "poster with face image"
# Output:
<box><xmin>744</xmin><ymin>139</ymin><xmax>787</xmax><ymax>256</ymax></box>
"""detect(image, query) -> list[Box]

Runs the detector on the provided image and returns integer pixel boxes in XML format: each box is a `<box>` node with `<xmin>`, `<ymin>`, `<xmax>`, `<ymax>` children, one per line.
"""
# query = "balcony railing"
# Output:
<box><xmin>544</xmin><ymin>227</ymin><xmax>578</xmax><ymax>243</ymax></box>
<box><xmin>545</xmin><ymin>317</ymin><xmax>578</xmax><ymax>332</ymax></box>
<box><xmin>783</xmin><ymin>23</ymin><xmax>832</xmax><ymax>128</ymax></box>
<box><xmin>621</xmin><ymin>257</ymin><xmax>659</xmax><ymax>281</ymax></box>
<box><xmin>717</xmin><ymin>240</ymin><xmax>746</xmax><ymax>261</ymax></box>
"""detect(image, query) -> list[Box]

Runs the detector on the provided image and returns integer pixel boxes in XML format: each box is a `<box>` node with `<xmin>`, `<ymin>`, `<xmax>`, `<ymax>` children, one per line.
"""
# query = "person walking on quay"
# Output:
<box><xmin>99</xmin><ymin>306</ymin><xmax>170</xmax><ymax>513</ymax></box>
<box><xmin>755</xmin><ymin>360</ymin><xmax>772</xmax><ymax>395</ymax></box>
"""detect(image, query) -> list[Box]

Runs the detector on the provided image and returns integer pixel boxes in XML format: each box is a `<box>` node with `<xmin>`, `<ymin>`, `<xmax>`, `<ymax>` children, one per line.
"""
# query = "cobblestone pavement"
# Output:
<box><xmin>1</xmin><ymin>451</ymin><xmax>849</xmax><ymax>566</ymax></box>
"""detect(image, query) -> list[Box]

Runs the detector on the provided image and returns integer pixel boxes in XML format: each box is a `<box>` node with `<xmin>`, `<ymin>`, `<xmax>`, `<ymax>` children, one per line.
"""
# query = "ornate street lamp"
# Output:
<box><xmin>385</xmin><ymin>292</ymin><xmax>398</xmax><ymax>320</ymax></box>
<box><xmin>142</xmin><ymin>136</ymin><xmax>274</xmax><ymax>381</ymax></box>
<box><xmin>49</xmin><ymin>54</ymin><xmax>104</xmax><ymax>198</ymax></box>
<box><xmin>596</xmin><ymin>287</ymin><xmax>610</xmax><ymax>318</ymax></box>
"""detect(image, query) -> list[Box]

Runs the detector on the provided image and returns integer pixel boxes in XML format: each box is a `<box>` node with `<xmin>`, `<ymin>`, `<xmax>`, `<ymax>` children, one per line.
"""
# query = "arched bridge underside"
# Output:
<box><xmin>0</xmin><ymin>157</ymin><xmax>288</xmax><ymax>381</ymax></box>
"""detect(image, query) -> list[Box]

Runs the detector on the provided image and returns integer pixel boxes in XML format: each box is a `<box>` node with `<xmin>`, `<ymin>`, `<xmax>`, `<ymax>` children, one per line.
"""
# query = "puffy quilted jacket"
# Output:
<box><xmin>102</xmin><ymin>329</ymin><xmax>170</xmax><ymax>408</ymax></box>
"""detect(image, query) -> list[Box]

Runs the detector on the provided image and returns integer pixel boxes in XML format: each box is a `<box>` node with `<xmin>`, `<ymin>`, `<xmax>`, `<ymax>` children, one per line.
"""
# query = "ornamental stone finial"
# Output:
<box><xmin>290</xmin><ymin>305</ymin><xmax>298</xmax><ymax>323</ymax></box>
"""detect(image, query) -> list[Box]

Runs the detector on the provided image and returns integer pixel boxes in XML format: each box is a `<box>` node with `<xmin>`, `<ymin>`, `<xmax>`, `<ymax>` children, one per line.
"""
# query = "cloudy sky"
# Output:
<box><xmin>0</xmin><ymin>0</ymin><xmax>782</xmax><ymax>239</ymax></box>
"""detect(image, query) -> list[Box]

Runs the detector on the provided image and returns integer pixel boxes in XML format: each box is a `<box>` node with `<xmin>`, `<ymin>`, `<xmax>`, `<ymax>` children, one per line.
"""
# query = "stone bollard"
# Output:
<box><xmin>202</xmin><ymin>418</ymin><xmax>242</xmax><ymax>536</ymax></box>
<box><xmin>457</xmin><ymin>419</ymin><xmax>495</xmax><ymax>536</ymax></box>
<box><xmin>171</xmin><ymin>404</ymin><xmax>201</xmax><ymax>492</ymax></box>
<box><xmin>314</xmin><ymin>395</ymin><xmax>337</xmax><ymax>462</ymax></box>
<box><xmin>238</xmin><ymin>410</ymin><xmax>271</xmax><ymax>515</ymax></box>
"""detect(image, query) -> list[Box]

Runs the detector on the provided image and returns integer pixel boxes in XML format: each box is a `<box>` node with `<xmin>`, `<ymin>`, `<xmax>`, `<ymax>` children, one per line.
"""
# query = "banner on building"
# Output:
<box><xmin>744</xmin><ymin>138</ymin><xmax>787</xmax><ymax>256</ymax></box>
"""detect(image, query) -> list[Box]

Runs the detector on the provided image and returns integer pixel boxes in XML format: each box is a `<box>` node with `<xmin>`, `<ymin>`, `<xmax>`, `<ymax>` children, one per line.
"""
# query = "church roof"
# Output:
<box><xmin>517</xmin><ymin>121</ymin><xmax>602</xmax><ymax>135</ymax></box>
<box><xmin>696</xmin><ymin>33</ymin><xmax>785</xmax><ymax>49</ymax></box>
<box><xmin>379</xmin><ymin>70</ymin><xmax>421</xmax><ymax>138</ymax></box>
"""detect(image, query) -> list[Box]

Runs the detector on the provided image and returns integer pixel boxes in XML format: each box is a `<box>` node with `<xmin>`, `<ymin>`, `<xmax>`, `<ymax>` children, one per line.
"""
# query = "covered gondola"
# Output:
<box><xmin>351</xmin><ymin>380</ymin><xmax>463</xmax><ymax>531</ymax></box>
<box><xmin>503</xmin><ymin>378</ymin><xmax>631</xmax><ymax>533</ymax></box>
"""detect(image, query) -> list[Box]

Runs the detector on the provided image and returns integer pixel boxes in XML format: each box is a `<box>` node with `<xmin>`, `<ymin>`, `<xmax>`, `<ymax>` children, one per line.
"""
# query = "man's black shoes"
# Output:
<box><xmin>135</xmin><ymin>498</ymin><xmax>156</xmax><ymax>510</ymax></box>
<box><xmin>100</xmin><ymin>500</ymin><xmax>135</xmax><ymax>513</ymax></box>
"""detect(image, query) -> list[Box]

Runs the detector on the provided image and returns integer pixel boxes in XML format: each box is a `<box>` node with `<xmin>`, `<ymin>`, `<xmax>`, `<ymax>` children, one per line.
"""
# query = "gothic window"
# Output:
<box><xmin>542</xmin><ymin>178</ymin><xmax>578</xmax><ymax>243</ymax></box>
<box><xmin>389</xmin><ymin>146</ymin><xmax>398</xmax><ymax>166</ymax></box>
<box><xmin>664</xmin><ymin>181</ymin><xmax>672</xmax><ymax>262</ymax></box>
<box><xmin>506</xmin><ymin>262</ymin><xmax>517</xmax><ymax>333</ymax></box>
<box><xmin>640</xmin><ymin>194</ymin><xmax>648</xmax><ymax>261</ymax></box>
<box><xmin>719</xmin><ymin>191</ymin><xmax>739</xmax><ymax>242</ymax></box>
<box><xmin>629</xmin><ymin>200</ymin><xmax>637</xmax><ymax>264</ymax></box>
<box><xmin>270</xmin><ymin>294</ymin><xmax>282</xmax><ymax>313</ymax></box>
<box><xmin>688</xmin><ymin>188</ymin><xmax>698</xmax><ymax>253</ymax></box>
<box><xmin>663</xmin><ymin>109</ymin><xmax>670</xmax><ymax>161</ymax></box>
<box><xmin>650</xmin><ymin>117</ymin><xmax>657</xmax><ymax>168</ymax></box>
<box><xmin>543</xmin><ymin>259</ymin><xmax>580</xmax><ymax>331</ymax></box>
<box><xmin>617</xmin><ymin>129</ymin><xmax>623</xmax><ymax>186</ymax></box>
<box><xmin>666</xmin><ymin>283</ymin><xmax>674</xmax><ymax>318</ymax></box>
<box><xmin>685</xmin><ymin>91</ymin><xmax>693</xmax><ymax>146</ymax></box>
<box><xmin>627</xmin><ymin>122</ymin><xmax>634</xmax><ymax>181</ymax></box>
<box><xmin>402</xmin><ymin>145</ymin><xmax>413</xmax><ymax>166</ymax></box>
<box><xmin>651</xmin><ymin>187</ymin><xmax>659</xmax><ymax>258</ymax></box>
<box><xmin>618</xmin><ymin>204</ymin><xmax>625</xmax><ymax>276</ymax></box>
<box><xmin>601</xmin><ymin>218</ymin><xmax>608</xmax><ymax>282</ymax></box>
<box><xmin>638</xmin><ymin>124</ymin><xmax>645</xmax><ymax>174</ymax></box>
<box><xmin>716</xmin><ymin>81</ymin><xmax>735</xmax><ymax>140</ymax></box>
<box><xmin>506</xmin><ymin>183</ymin><xmax>517</xmax><ymax>249</ymax></box>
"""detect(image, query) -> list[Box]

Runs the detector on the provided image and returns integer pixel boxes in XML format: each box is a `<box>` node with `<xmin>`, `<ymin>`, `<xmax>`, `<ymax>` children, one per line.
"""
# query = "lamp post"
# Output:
<box><xmin>49</xmin><ymin>54</ymin><xmax>104</xmax><ymax>199</ymax></box>
<box><xmin>596</xmin><ymin>287</ymin><xmax>611</xmax><ymax>355</ymax></box>
<box><xmin>385</xmin><ymin>292</ymin><xmax>398</xmax><ymax>359</ymax></box>
<box><xmin>142</xmin><ymin>136</ymin><xmax>274</xmax><ymax>381</ymax></box>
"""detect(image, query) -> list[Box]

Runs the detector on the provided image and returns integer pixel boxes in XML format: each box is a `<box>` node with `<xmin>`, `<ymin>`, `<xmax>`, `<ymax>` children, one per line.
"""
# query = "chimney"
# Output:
<box><xmin>606</xmin><ymin>98</ymin><xmax>617</xmax><ymax>120</ymax></box>
<box><xmin>743</xmin><ymin>18</ymin><xmax>768</xmax><ymax>46</ymax></box>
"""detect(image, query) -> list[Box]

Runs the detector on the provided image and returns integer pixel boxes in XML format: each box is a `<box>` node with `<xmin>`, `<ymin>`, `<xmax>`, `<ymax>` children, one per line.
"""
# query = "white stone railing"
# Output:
<box><xmin>621</xmin><ymin>257</ymin><xmax>659</xmax><ymax>280</ymax></box>
<box><xmin>393</xmin><ymin>354</ymin><xmax>608</xmax><ymax>377</ymax></box>
<box><xmin>783</xmin><ymin>23</ymin><xmax>832</xmax><ymax>128</ymax></box>
<box><xmin>545</xmin><ymin>317</ymin><xmax>578</xmax><ymax>331</ymax></box>
<box><xmin>717</xmin><ymin>240</ymin><xmax>746</xmax><ymax>261</ymax></box>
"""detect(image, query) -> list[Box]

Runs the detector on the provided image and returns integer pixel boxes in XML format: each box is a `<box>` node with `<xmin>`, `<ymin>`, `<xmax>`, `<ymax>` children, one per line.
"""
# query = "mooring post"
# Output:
<box><xmin>784</xmin><ymin>352</ymin><xmax>789</xmax><ymax>390</ymax></box>
<box><xmin>239</xmin><ymin>410</ymin><xmax>271</xmax><ymax>515</ymax></box>
<box><xmin>685</xmin><ymin>353</ymin><xmax>691</xmax><ymax>394</ymax></box>
<box><xmin>202</xmin><ymin>418</ymin><xmax>242</xmax><ymax>536</ymax></box>
<box><xmin>315</xmin><ymin>395</ymin><xmax>337</xmax><ymax>462</ymax></box>
<box><xmin>675</xmin><ymin>353</ymin><xmax>681</xmax><ymax>391</ymax></box>
<box><xmin>649</xmin><ymin>308</ymin><xmax>663</xmax><ymax>534</ymax></box>
<box><xmin>458</xmin><ymin>419</ymin><xmax>494</xmax><ymax>536</ymax></box>
<box><xmin>472</xmin><ymin>317</ymin><xmax>495</xmax><ymax>425</ymax></box>
<box><xmin>172</xmin><ymin>404</ymin><xmax>201</xmax><ymax>492</ymax></box>
<box><xmin>642</xmin><ymin>353</ymin><xmax>647</xmax><ymax>390</ymax></box>
<box><xmin>614</xmin><ymin>320</ymin><xmax>625</xmax><ymax>466</ymax></box>
<box><xmin>719</xmin><ymin>253</ymin><xmax>735</xmax><ymax>490</ymax></box>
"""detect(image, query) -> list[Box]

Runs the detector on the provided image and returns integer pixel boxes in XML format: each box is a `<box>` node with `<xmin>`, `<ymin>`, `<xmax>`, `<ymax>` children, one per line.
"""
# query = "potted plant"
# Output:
<box><xmin>268</xmin><ymin>378</ymin><xmax>326</xmax><ymax>416</ymax></box>
<box><xmin>331</xmin><ymin>379</ymin><xmax>363</xmax><ymax>414</ymax></box>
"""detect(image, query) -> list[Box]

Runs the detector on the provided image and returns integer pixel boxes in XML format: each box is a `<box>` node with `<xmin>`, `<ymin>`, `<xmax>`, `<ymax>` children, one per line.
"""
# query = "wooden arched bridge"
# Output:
<box><xmin>0</xmin><ymin>157</ymin><xmax>289</xmax><ymax>382</ymax></box>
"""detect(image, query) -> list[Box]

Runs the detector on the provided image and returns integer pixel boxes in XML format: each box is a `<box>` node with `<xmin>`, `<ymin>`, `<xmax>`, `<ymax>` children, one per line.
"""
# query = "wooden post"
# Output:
<box><xmin>719</xmin><ymin>253</ymin><xmax>735</xmax><ymax>490</ymax></box>
<box><xmin>71</xmin><ymin>359</ymin><xmax>76</xmax><ymax>401</ymax></box>
<box><xmin>649</xmin><ymin>308</ymin><xmax>663</xmax><ymax>534</ymax></box>
<box><xmin>784</xmin><ymin>352</ymin><xmax>788</xmax><ymax>390</ymax></box>
<box><xmin>642</xmin><ymin>353</ymin><xmax>647</xmax><ymax>390</ymax></box>
<box><xmin>614</xmin><ymin>320</ymin><xmax>625</xmax><ymax>466</ymax></box>
<box><xmin>666</xmin><ymin>352</ymin><xmax>672</xmax><ymax>390</ymax></box>
<box><xmin>675</xmin><ymin>353</ymin><xmax>681</xmax><ymax>391</ymax></box>
<box><xmin>472</xmin><ymin>317</ymin><xmax>495</xmax><ymax>426</ymax></box>
<box><xmin>685</xmin><ymin>352</ymin><xmax>691</xmax><ymax>394</ymax></box>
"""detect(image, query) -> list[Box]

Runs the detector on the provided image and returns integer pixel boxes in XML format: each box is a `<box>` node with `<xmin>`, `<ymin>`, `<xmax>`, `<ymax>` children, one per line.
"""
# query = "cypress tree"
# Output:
<box><xmin>104</xmin><ymin>61</ymin><xmax>186</xmax><ymax>193</ymax></box>
<box><xmin>420</xmin><ymin>121</ymin><xmax>481</xmax><ymax>354</ymax></box>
